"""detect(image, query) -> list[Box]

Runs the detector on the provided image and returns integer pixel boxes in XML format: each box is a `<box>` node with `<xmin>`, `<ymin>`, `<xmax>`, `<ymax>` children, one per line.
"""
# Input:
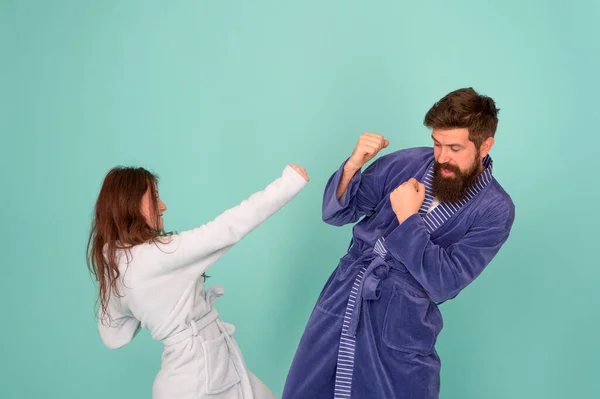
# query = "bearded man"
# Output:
<box><xmin>283</xmin><ymin>87</ymin><xmax>516</xmax><ymax>399</ymax></box>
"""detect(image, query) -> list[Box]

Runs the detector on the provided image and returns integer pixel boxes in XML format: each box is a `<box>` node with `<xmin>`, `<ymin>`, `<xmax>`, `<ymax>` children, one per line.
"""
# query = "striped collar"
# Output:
<box><xmin>418</xmin><ymin>155</ymin><xmax>493</xmax><ymax>233</ymax></box>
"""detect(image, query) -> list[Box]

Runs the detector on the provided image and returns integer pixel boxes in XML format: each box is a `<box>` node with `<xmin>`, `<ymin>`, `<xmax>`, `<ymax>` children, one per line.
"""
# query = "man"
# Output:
<box><xmin>283</xmin><ymin>88</ymin><xmax>515</xmax><ymax>399</ymax></box>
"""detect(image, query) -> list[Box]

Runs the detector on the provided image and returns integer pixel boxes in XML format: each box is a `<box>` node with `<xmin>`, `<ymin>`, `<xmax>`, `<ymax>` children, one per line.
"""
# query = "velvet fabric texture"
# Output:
<box><xmin>283</xmin><ymin>147</ymin><xmax>515</xmax><ymax>399</ymax></box>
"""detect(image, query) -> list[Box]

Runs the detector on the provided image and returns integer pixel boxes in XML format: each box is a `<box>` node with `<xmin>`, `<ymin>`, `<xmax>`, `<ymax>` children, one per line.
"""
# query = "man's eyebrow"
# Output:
<box><xmin>432</xmin><ymin>135</ymin><xmax>463</xmax><ymax>147</ymax></box>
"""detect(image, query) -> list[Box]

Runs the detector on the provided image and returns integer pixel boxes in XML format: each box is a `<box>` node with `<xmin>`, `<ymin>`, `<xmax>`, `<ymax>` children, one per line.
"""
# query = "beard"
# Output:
<box><xmin>432</xmin><ymin>153</ymin><xmax>482</xmax><ymax>204</ymax></box>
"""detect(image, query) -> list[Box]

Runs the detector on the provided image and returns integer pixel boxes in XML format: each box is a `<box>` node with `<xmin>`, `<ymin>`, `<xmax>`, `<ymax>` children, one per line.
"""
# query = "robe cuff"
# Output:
<box><xmin>384</xmin><ymin>213</ymin><xmax>429</xmax><ymax>263</ymax></box>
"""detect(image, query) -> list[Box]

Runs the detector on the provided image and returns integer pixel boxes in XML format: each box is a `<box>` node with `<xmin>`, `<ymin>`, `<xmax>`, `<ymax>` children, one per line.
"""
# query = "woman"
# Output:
<box><xmin>87</xmin><ymin>163</ymin><xmax>309</xmax><ymax>399</ymax></box>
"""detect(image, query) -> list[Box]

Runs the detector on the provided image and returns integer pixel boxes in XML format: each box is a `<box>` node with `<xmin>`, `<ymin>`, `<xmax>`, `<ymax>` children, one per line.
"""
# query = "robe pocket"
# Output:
<box><xmin>203</xmin><ymin>333</ymin><xmax>241</xmax><ymax>395</ymax></box>
<box><xmin>382</xmin><ymin>285</ymin><xmax>442</xmax><ymax>356</ymax></box>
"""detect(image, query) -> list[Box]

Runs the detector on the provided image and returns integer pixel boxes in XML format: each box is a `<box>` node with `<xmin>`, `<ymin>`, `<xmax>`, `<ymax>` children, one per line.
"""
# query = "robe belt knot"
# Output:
<box><xmin>162</xmin><ymin>285</ymin><xmax>225</xmax><ymax>346</ymax></box>
<box><xmin>347</xmin><ymin>240</ymin><xmax>390</xmax><ymax>337</ymax></box>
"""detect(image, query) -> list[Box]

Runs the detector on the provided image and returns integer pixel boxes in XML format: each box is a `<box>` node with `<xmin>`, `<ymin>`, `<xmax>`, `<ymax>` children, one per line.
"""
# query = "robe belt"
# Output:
<box><xmin>162</xmin><ymin>285</ymin><xmax>225</xmax><ymax>346</ymax></box>
<box><xmin>346</xmin><ymin>242</ymin><xmax>390</xmax><ymax>337</ymax></box>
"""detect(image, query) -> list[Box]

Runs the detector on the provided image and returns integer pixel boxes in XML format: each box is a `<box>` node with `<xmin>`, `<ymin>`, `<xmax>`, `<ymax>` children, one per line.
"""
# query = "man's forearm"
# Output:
<box><xmin>336</xmin><ymin>165</ymin><xmax>360</xmax><ymax>200</ymax></box>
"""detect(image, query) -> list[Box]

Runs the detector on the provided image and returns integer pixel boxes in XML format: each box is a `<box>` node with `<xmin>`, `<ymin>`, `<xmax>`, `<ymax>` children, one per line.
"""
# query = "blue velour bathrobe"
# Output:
<box><xmin>283</xmin><ymin>147</ymin><xmax>515</xmax><ymax>399</ymax></box>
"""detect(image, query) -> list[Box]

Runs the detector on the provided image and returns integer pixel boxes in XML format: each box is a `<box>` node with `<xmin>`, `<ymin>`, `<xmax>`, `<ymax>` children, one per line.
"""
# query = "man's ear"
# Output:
<box><xmin>479</xmin><ymin>137</ymin><xmax>494</xmax><ymax>158</ymax></box>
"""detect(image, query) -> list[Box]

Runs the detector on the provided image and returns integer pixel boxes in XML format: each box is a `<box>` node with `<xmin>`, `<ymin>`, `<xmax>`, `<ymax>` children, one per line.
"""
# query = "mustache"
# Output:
<box><xmin>435</xmin><ymin>162</ymin><xmax>461</xmax><ymax>175</ymax></box>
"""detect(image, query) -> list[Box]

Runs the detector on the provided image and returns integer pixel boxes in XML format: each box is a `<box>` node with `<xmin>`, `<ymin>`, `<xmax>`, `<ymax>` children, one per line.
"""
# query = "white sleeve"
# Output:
<box><xmin>153</xmin><ymin>165</ymin><xmax>308</xmax><ymax>275</ymax></box>
<box><xmin>98</xmin><ymin>306</ymin><xmax>141</xmax><ymax>350</ymax></box>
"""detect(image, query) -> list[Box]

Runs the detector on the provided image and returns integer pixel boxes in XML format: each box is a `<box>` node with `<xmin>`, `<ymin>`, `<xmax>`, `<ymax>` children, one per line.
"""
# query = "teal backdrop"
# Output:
<box><xmin>1</xmin><ymin>1</ymin><xmax>599</xmax><ymax>398</ymax></box>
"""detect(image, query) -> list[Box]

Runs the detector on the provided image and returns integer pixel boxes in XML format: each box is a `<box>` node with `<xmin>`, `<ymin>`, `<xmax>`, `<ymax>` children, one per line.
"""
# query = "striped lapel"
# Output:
<box><xmin>418</xmin><ymin>156</ymin><xmax>493</xmax><ymax>233</ymax></box>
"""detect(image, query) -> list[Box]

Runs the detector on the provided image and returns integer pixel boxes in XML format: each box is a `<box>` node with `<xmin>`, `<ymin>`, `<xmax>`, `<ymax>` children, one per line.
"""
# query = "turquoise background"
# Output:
<box><xmin>1</xmin><ymin>1</ymin><xmax>599</xmax><ymax>398</ymax></box>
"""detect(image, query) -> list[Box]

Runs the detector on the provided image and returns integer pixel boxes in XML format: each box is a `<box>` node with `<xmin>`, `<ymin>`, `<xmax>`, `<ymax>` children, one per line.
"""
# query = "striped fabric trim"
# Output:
<box><xmin>334</xmin><ymin>238</ymin><xmax>387</xmax><ymax>399</ymax></box>
<box><xmin>419</xmin><ymin>156</ymin><xmax>493</xmax><ymax>233</ymax></box>
<box><xmin>334</xmin><ymin>266</ymin><xmax>365</xmax><ymax>398</ymax></box>
<box><xmin>373</xmin><ymin>238</ymin><xmax>387</xmax><ymax>258</ymax></box>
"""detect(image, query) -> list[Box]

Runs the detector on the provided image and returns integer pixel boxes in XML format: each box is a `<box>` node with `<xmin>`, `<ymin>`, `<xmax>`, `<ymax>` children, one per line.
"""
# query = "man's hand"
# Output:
<box><xmin>345</xmin><ymin>133</ymin><xmax>389</xmax><ymax>172</ymax></box>
<box><xmin>390</xmin><ymin>178</ymin><xmax>426</xmax><ymax>224</ymax></box>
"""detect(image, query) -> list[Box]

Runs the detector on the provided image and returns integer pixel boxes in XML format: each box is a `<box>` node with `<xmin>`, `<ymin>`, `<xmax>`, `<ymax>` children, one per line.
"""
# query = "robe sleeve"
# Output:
<box><xmin>154</xmin><ymin>165</ymin><xmax>308</xmax><ymax>275</ymax></box>
<box><xmin>98</xmin><ymin>307</ymin><xmax>141</xmax><ymax>350</ymax></box>
<box><xmin>321</xmin><ymin>158</ymin><xmax>383</xmax><ymax>226</ymax></box>
<box><xmin>384</xmin><ymin>201</ymin><xmax>515</xmax><ymax>304</ymax></box>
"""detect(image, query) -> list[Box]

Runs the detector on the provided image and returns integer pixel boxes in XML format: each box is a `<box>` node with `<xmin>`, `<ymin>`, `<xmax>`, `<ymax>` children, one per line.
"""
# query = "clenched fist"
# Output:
<box><xmin>345</xmin><ymin>133</ymin><xmax>389</xmax><ymax>171</ymax></box>
<box><xmin>289</xmin><ymin>164</ymin><xmax>309</xmax><ymax>182</ymax></box>
<box><xmin>390</xmin><ymin>178</ymin><xmax>425</xmax><ymax>224</ymax></box>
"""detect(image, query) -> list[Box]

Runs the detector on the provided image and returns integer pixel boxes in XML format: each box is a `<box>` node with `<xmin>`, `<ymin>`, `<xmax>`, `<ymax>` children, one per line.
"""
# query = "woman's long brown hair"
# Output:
<box><xmin>86</xmin><ymin>166</ymin><xmax>166</xmax><ymax>324</ymax></box>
